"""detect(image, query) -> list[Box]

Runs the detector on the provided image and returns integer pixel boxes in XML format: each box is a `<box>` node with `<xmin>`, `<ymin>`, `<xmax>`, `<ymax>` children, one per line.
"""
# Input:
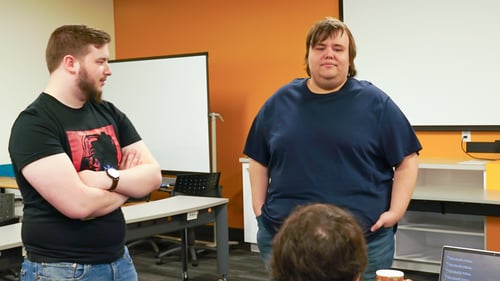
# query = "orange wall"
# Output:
<box><xmin>113</xmin><ymin>1</ymin><xmax>500</xmax><ymax>230</ymax></box>
<box><xmin>417</xmin><ymin>131</ymin><xmax>500</xmax><ymax>159</ymax></box>
<box><xmin>113</xmin><ymin>0</ymin><xmax>339</xmax><ymax>228</ymax></box>
<box><xmin>417</xmin><ymin>130</ymin><xmax>500</xmax><ymax>251</ymax></box>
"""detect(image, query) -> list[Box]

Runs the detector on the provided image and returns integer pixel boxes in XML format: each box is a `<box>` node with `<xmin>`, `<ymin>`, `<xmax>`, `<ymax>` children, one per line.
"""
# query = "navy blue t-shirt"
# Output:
<box><xmin>244</xmin><ymin>78</ymin><xmax>422</xmax><ymax>241</ymax></box>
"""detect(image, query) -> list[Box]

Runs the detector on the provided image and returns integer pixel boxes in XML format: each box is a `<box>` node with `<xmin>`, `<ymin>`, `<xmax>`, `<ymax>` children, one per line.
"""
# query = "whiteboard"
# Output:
<box><xmin>342</xmin><ymin>0</ymin><xmax>500</xmax><ymax>129</ymax></box>
<box><xmin>105</xmin><ymin>53</ymin><xmax>211</xmax><ymax>173</ymax></box>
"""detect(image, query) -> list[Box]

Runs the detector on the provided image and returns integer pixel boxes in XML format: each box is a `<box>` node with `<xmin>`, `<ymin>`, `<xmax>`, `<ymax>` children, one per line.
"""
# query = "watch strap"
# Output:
<box><xmin>108</xmin><ymin>177</ymin><xmax>119</xmax><ymax>191</ymax></box>
<box><xmin>106</xmin><ymin>168</ymin><xmax>120</xmax><ymax>192</ymax></box>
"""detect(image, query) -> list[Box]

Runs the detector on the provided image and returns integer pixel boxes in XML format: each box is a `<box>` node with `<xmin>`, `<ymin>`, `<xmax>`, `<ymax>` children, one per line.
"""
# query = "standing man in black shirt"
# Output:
<box><xmin>9</xmin><ymin>25</ymin><xmax>162</xmax><ymax>281</ymax></box>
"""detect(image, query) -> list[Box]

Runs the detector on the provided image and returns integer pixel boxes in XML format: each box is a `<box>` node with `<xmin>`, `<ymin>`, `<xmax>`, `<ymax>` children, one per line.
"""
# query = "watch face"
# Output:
<box><xmin>107</xmin><ymin>168</ymin><xmax>119</xmax><ymax>178</ymax></box>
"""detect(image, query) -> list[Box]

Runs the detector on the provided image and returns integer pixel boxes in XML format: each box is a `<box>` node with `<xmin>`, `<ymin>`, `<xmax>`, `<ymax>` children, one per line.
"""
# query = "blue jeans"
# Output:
<box><xmin>256</xmin><ymin>215</ymin><xmax>273</xmax><ymax>271</ymax></box>
<box><xmin>257</xmin><ymin>215</ymin><xmax>395</xmax><ymax>281</ymax></box>
<box><xmin>362</xmin><ymin>227</ymin><xmax>395</xmax><ymax>281</ymax></box>
<box><xmin>20</xmin><ymin>247</ymin><xmax>138</xmax><ymax>281</ymax></box>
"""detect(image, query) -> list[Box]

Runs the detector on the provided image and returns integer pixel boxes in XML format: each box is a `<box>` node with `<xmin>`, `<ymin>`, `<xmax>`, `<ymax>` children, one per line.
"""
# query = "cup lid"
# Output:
<box><xmin>376</xmin><ymin>269</ymin><xmax>404</xmax><ymax>277</ymax></box>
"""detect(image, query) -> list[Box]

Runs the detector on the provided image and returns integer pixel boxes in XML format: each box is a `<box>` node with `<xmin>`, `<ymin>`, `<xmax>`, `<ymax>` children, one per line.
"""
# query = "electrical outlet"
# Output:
<box><xmin>462</xmin><ymin>131</ymin><xmax>471</xmax><ymax>142</ymax></box>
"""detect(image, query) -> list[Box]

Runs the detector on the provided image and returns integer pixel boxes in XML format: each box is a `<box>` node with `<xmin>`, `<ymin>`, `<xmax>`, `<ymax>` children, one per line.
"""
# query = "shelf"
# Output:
<box><xmin>419</xmin><ymin>158</ymin><xmax>488</xmax><ymax>171</ymax></box>
<box><xmin>392</xmin><ymin>259</ymin><xmax>441</xmax><ymax>274</ymax></box>
<box><xmin>396</xmin><ymin>228</ymin><xmax>484</xmax><ymax>259</ymax></box>
<box><xmin>398</xmin><ymin>225</ymin><xmax>483</xmax><ymax>236</ymax></box>
<box><xmin>395</xmin><ymin>159</ymin><xmax>489</xmax><ymax>273</ymax></box>
<box><xmin>393</xmin><ymin>247</ymin><xmax>442</xmax><ymax>273</ymax></box>
<box><xmin>400</xmin><ymin>211</ymin><xmax>484</xmax><ymax>234</ymax></box>
<box><xmin>394</xmin><ymin>249</ymin><xmax>441</xmax><ymax>264</ymax></box>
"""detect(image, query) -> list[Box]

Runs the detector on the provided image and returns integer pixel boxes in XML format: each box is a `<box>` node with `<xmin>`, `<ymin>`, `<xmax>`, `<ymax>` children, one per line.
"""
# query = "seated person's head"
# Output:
<box><xmin>271</xmin><ymin>203</ymin><xmax>367</xmax><ymax>281</ymax></box>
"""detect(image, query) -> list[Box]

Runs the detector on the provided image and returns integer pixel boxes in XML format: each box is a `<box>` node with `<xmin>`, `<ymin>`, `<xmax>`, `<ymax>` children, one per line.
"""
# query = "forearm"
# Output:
<box><xmin>369</xmin><ymin>153</ymin><xmax>419</xmax><ymax>232</ymax></box>
<box><xmin>390</xmin><ymin>153</ymin><xmax>419</xmax><ymax>220</ymax></box>
<box><xmin>69</xmin><ymin>165</ymin><xmax>159</xmax><ymax>218</ymax></box>
<box><xmin>84</xmin><ymin>187</ymin><xmax>129</xmax><ymax>218</ymax></box>
<box><xmin>54</xmin><ymin>179</ymin><xmax>131</xmax><ymax>219</ymax></box>
<box><xmin>80</xmin><ymin>164</ymin><xmax>161</xmax><ymax>198</ymax></box>
<box><xmin>23</xmin><ymin>154</ymin><xmax>130</xmax><ymax>219</ymax></box>
<box><xmin>78</xmin><ymin>141</ymin><xmax>163</xmax><ymax>198</ymax></box>
<box><xmin>248</xmin><ymin>158</ymin><xmax>269</xmax><ymax>217</ymax></box>
<box><xmin>114</xmin><ymin>163</ymin><xmax>162</xmax><ymax>198</ymax></box>
<box><xmin>114</xmin><ymin>141</ymin><xmax>162</xmax><ymax>197</ymax></box>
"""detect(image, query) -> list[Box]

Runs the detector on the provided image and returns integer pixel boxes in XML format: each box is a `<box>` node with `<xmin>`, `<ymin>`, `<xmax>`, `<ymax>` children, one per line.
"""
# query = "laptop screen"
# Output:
<box><xmin>439</xmin><ymin>245</ymin><xmax>500</xmax><ymax>281</ymax></box>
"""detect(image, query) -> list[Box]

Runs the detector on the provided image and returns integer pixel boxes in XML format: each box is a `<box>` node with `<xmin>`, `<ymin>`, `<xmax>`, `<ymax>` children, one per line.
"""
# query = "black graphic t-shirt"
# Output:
<box><xmin>8</xmin><ymin>93</ymin><xmax>141</xmax><ymax>264</ymax></box>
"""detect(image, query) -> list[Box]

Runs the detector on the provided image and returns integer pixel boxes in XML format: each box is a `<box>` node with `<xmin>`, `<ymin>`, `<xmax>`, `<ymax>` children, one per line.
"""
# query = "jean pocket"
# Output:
<box><xmin>123</xmin><ymin>246</ymin><xmax>135</xmax><ymax>265</ymax></box>
<box><xmin>40</xmin><ymin>262</ymin><xmax>86</xmax><ymax>280</ymax></box>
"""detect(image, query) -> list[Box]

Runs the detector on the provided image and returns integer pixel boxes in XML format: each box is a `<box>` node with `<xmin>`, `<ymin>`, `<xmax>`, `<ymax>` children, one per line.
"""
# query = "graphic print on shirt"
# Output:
<box><xmin>66</xmin><ymin>125</ymin><xmax>122</xmax><ymax>171</ymax></box>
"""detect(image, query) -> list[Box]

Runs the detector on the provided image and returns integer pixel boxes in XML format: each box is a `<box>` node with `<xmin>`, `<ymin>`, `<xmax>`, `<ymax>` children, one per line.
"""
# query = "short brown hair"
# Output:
<box><xmin>271</xmin><ymin>203</ymin><xmax>367</xmax><ymax>281</ymax></box>
<box><xmin>305</xmin><ymin>17</ymin><xmax>357</xmax><ymax>77</ymax></box>
<box><xmin>45</xmin><ymin>25</ymin><xmax>111</xmax><ymax>73</ymax></box>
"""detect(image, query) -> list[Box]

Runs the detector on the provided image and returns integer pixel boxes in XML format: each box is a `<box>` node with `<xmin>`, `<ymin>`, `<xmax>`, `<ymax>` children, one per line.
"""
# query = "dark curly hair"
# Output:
<box><xmin>271</xmin><ymin>203</ymin><xmax>368</xmax><ymax>281</ymax></box>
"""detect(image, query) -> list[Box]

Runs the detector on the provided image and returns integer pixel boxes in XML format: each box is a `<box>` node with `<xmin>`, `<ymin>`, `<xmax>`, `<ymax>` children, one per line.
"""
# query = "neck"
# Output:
<box><xmin>44</xmin><ymin>73</ymin><xmax>86</xmax><ymax>109</ymax></box>
<box><xmin>307</xmin><ymin>77</ymin><xmax>348</xmax><ymax>94</ymax></box>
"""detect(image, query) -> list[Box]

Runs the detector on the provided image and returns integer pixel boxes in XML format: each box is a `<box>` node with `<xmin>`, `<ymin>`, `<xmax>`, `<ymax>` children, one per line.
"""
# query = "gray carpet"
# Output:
<box><xmin>131</xmin><ymin>242</ymin><xmax>269</xmax><ymax>281</ymax></box>
<box><xmin>131</xmin><ymin>241</ymin><xmax>439</xmax><ymax>281</ymax></box>
<box><xmin>0</xmin><ymin>243</ymin><xmax>439</xmax><ymax>281</ymax></box>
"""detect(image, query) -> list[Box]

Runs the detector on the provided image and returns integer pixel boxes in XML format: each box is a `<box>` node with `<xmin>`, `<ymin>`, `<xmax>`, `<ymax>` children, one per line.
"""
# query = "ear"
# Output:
<box><xmin>62</xmin><ymin>55</ymin><xmax>79</xmax><ymax>75</ymax></box>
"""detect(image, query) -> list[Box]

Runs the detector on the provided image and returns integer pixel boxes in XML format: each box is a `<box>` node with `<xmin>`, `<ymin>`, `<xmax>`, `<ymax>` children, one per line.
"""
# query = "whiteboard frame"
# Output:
<box><xmin>105</xmin><ymin>53</ymin><xmax>212</xmax><ymax>173</ymax></box>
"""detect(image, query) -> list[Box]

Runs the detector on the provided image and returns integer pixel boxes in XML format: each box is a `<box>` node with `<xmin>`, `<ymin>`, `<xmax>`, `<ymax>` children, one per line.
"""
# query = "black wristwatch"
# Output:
<box><xmin>105</xmin><ymin>167</ymin><xmax>120</xmax><ymax>191</ymax></box>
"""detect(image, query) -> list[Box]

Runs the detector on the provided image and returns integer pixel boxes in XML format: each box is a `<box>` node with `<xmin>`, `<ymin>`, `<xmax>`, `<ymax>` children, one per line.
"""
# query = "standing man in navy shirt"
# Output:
<box><xmin>244</xmin><ymin>17</ymin><xmax>422</xmax><ymax>280</ymax></box>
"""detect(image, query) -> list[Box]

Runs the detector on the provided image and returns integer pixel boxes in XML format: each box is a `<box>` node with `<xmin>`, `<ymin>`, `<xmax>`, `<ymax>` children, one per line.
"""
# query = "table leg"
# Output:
<box><xmin>181</xmin><ymin>228</ymin><xmax>189</xmax><ymax>280</ymax></box>
<box><xmin>215</xmin><ymin>203</ymin><xmax>229</xmax><ymax>279</ymax></box>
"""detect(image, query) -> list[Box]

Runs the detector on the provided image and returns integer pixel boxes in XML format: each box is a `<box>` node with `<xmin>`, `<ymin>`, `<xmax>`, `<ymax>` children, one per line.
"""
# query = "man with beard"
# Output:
<box><xmin>8</xmin><ymin>25</ymin><xmax>162</xmax><ymax>281</ymax></box>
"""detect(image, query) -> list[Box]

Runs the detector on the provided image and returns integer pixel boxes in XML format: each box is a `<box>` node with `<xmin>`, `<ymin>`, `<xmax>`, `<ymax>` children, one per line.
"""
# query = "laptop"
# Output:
<box><xmin>439</xmin><ymin>245</ymin><xmax>500</xmax><ymax>281</ymax></box>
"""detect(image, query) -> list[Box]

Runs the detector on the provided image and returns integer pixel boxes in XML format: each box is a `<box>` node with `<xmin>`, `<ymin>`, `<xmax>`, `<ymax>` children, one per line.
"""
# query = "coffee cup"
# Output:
<box><xmin>375</xmin><ymin>269</ymin><xmax>404</xmax><ymax>281</ymax></box>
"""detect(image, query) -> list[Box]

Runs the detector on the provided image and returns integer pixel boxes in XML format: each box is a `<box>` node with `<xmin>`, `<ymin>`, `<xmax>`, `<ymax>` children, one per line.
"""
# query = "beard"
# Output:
<box><xmin>78</xmin><ymin>67</ymin><xmax>103</xmax><ymax>104</ymax></box>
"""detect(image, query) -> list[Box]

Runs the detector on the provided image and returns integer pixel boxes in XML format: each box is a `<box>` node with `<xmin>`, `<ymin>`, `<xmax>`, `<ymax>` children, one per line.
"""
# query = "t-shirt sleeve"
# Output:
<box><xmin>380</xmin><ymin>98</ymin><xmax>422</xmax><ymax>166</ymax></box>
<box><xmin>9</xmin><ymin>110</ymin><xmax>65</xmax><ymax>172</ymax></box>
<box><xmin>243</xmin><ymin>105</ymin><xmax>270</xmax><ymax>166</ymax></box>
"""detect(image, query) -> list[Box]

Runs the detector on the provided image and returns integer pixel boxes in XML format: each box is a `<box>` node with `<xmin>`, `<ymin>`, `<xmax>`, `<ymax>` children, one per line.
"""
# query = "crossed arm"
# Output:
<box><xmin>22</xmin><ymin>140</ymin><xmax>162</xmax><ymax>220</ymax></box>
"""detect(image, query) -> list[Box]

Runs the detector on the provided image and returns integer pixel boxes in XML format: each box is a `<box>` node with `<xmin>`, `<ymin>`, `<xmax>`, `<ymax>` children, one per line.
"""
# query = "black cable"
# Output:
<box><xmin>460</xmin><ymin>136</ymin><xmax>500</xmax><ymax>161</ymax></box>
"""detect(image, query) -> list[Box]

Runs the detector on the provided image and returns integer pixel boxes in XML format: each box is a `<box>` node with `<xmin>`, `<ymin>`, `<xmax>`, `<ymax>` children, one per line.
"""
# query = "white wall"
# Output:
<box><xmin>0</xmin><ymin>0</ymin><xmax>115</xmax><ymax>163</ymax></box>
<box><xmin>343</xmin><ymin>0</ymin><xmax>500</xmax><ymax>127</ymax></box>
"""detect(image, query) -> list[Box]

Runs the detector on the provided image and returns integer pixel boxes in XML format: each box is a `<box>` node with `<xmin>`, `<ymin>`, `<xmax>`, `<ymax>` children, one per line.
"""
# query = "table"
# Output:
<box><xmin>0</xmin><ymin>196</ymin><xmax>230</xmax><ymax>281</ymax></box>
<box><xmin>0</xmin><ymin>223</ymin><xmax>22</xmax><ymax>276</ymax></box>
<box><xmin>0</xmin><ymin>177</ymin><xmax>22</xmax><ymax>276</ymax></box>
<box><xmin>0</xmin><ymin>223</ymin><xmax>22</xmax><ymax>251</ymax></box>
<box><xmin>123</xmin><ymin>196</ymin><xmax>229</xmax><ymax>281</ymax></box>
<box><xmin>0</xmin><ymin>177</ymin><xmax>18</xmax><ymax>192</ymax></box>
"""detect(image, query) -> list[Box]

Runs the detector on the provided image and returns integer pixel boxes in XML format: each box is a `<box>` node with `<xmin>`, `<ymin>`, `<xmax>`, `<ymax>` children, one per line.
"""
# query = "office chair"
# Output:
<box><xmin>156</xmin><ymin>172</ymin><xmax>221</xmax><ymax>266</ymax></box>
